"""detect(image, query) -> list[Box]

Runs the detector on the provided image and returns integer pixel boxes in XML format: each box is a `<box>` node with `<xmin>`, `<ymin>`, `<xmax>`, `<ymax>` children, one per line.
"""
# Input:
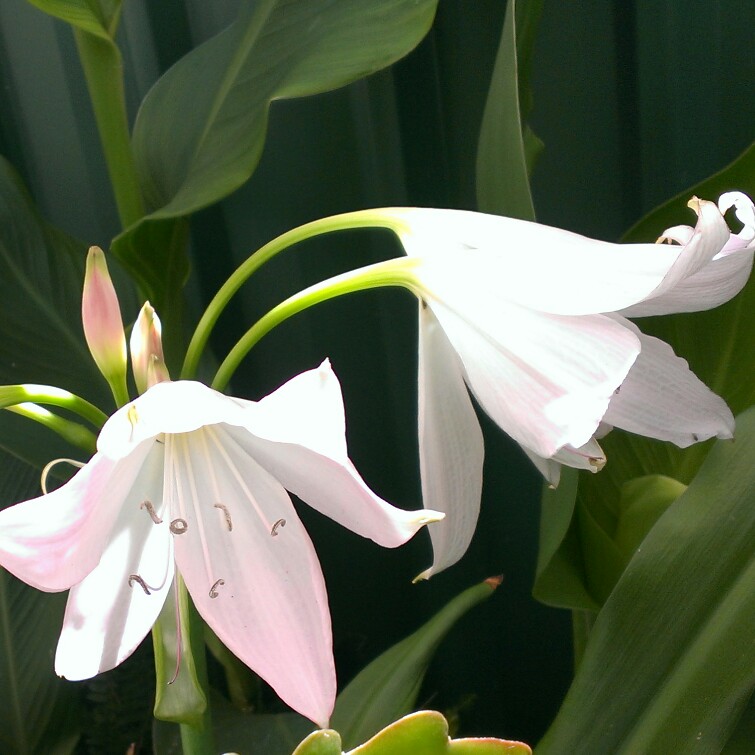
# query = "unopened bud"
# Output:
<box><xmin>82</xmin><ymin>247</ymin><xmax>128</xmax><ymax>403</ymax></box>
<box><xmin>130</xmin><ymin>302</ymin><xmax>170</xmax><ymax>392</ymax></box>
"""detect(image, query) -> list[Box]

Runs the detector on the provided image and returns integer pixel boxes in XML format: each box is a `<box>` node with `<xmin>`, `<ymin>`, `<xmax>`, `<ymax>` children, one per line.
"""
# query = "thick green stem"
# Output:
<box><xmin>182</xmin><ymin>210</ymin><xmax>409</xmax><ymax>380</ymax></box>
<box><xmin>74</xmin><ymin>30</ymin><xmax>145</xmax><ymax>229</ymax></box>
<box><xmin>5</xmin><ymin>404</ymin><xmax>97</xmax><ymax>453</ymax></box>
<box><xmin>211</xmin><ymin>257</ymin><xmax>419</xmax><ymax>391</ymax></box>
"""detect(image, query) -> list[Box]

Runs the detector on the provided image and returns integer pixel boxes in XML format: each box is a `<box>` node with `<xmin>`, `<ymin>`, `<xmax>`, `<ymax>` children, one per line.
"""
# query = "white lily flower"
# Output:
<box><xmin>0</xmin><ymin>361</ymin><xmax>442</xmax><ymax>726</ymax></box>
<box><xmin>383</xmin><ymin>192</ymin><xmax>754</xmax><ymax>578</ymax></box>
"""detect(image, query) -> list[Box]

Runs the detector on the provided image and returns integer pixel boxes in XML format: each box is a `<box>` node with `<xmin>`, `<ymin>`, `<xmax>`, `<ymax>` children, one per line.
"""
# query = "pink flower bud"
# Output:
<box><xmin>82</xmin><ymin>247</ymin><xmax>128</xmax><ymax>393</ymax></box>
<box><xmin>130</xmin><ymin>302</ymin><xmax>170</xmax><ymax>393</ymax></box>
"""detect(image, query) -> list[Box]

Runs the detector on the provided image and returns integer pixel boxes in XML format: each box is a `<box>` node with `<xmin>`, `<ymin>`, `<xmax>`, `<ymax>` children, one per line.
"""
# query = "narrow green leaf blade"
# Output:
<box><xmin>331</xmin><ymin>579</ymin><xmax>500</xmax><ymax>750</ymax></box>
<box><xmin>538</xmin><ymin>407</ymin><xmax>755</xmax><ymax>754</ymax></box>
<box><xmin>476</xmin><ymin>0</ymin><xmax>544</xmax><ymax>220</ymax></box>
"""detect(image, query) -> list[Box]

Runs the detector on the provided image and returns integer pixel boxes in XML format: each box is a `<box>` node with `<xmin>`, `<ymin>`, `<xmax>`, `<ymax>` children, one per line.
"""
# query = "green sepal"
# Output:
<box><xmin>152</xmin><ymin>579</ymin><xmax>207</xmax><ymax>728</ymax></box>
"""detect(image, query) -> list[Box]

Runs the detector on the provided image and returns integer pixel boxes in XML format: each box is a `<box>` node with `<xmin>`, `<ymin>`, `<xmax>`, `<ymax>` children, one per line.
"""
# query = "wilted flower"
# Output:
<box><xmin>380</xmin><ymin>192</ymin><xmax>754</xmax><ymax>577</ymax></box>
<box><xmin>0</xmin><ymin>361</ymin><xmax>441</xmax><ymax>726</ymax></box>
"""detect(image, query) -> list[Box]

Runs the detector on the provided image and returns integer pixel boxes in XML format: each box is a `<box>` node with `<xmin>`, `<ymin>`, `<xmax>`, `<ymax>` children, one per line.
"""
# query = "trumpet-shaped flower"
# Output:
<box><xmin>380</xmin><ymin>192</ymin><xmax>754</xmax><ymax>578</ymax></box>
<box><xmin>0</xmin><ymin>361</ymin><xmax>441</xmax><ymax>726</ymax></box>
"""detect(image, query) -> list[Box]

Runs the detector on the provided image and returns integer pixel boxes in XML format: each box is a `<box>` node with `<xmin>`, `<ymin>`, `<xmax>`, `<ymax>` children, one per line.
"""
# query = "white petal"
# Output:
<box><xmin>390</xmin><ymin>205</ymin><xmax>728</xmax><ymax>315</ymax></box>
<box><xmin>414</xmin><ymin>305</ymin><xmax>484</xmax><ymax>580</ymax></box>
<box><xmin>168</xmin><ymin>427</ymin><xmax>335</xmax><ymax>727</ymax></box>
<box><xmin>619</xmin><ymin>244</ymin><xmax>753</xmax><ymax>317</ymax></box>
<box><xmin>427</xmin><ymin>293</ymin><xmax>640</xmax><ymax>458</ymax></box>
<box><xmin>522</xmin><ymin>436</ymin><xmax>605</xmax><ymax>486</ymax></box>
<box><xmin>56</xmin><ymin>445</ymin><xmax>173</xmax><ymax>679</ymax></box>
<box><xmin>239</xmin><ymin>365</ymin><xmax>442</xmax><ymax>548</ymax></box>
<box><xmin>603</xmin><ymin>317</ymin><xmax>734</xmax><ymax>446</ymax></box>
<box><xmin>0</xmin><ymin>445</ymin><xmax>151</xmax><ymax>592</ymax></box>
<box><xmin>245</xmin><ymin>360</ymin><xmax>347</xmax><ymax>458</ymax></box>
<box><xmin>98</xmin><ymin>381</ymin><xmax>251</xmax><ymax>460</ymax></box>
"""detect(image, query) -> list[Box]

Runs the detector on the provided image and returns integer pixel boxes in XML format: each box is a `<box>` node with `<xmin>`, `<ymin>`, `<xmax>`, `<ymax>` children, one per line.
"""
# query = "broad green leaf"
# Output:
<box><xmin>538</xmin><ymin>407</ymin><xmax>755</xmax><ymax>754</ymax></box>
<box><xmin>722</xmin><ymin>691</ymin><xmax>755</xmax><ymax>754</ymax></box>
<box><xmin>343</xmin><ymin>710</ymin><xmax>531</xmax><ymax>755</ymax></box>
<box><xmin>115</xmin><ymin>0</ymin><xmax>438</xmax><ymax>307</ymax></box>
<box><xmin>0</xmin><ymin>158</ymin><xmax>97</xmax><ymax>395</ymax></box>
<box><xmin>612</xmin><ymin>474</ymin><xmax>686</xmax><ymax>560</ymax></box>
<box><xmin>0</xmin><ymin>451</ymin><xmax>82</xmax><ymax>754</ymax></box>
<box><xmin>24</xmin><ymin>0</ymin><xmax>121</xmax><ymax>40</ymax></box>
<box><xmin>331</xmin><ymin>578</ymin><xmax>500</xmax><ymax>750</ymax></box>
<box><xmin>476</xmin><ymin>0</ymin><xmax>544</xmax><ymax>220</ymax></box>
<box><xmin>293</xmin><ymin>729</ymin><xmax>342</xmax><ymax>755</ymax></box>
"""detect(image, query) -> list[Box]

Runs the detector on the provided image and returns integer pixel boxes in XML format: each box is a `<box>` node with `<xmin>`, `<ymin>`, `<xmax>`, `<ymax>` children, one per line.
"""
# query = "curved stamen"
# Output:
<box><xmin>213</xmin><ymin>503</ymin><xmax>233</xmax><ymax>531</ymax></box>
<box><xmin>128</xmin><ymin>574</ymin><xmax>153</xmax><ymax>595</ymax></box>
<box><xmin>209</xmin><ymin>579</ymin><xmax>225</xmax><ymax>598</ymax></box>
<box><xmin>140</xmin><ymin>500</ymin><xmax>163</xmax><ymax>524</ymax></box>
<box><xmin>271</xmin><ymin>518</ymin><xmax>286</xmax><ymax>537</ymax></box>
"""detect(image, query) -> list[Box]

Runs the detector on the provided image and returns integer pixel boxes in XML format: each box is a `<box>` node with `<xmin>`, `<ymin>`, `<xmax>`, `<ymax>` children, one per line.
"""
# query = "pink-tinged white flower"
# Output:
<box><xmin>130</xmin><ymin>301</ymin><xmax>170</xmax><ymax>393</ymax></box>
<box><xmin>81</xmin><ymin>247</ymin><xmax>128</xmax><ymax>396</ymax></box>
<box><xmin>0</xmin><ymin>361</ymin><xmax>441</xmax><ymax>726</ymax></box>
<box><xmin>381</xmin><ymin>192</ymin><xmax>754</xmax><ymax>578</ymax></box>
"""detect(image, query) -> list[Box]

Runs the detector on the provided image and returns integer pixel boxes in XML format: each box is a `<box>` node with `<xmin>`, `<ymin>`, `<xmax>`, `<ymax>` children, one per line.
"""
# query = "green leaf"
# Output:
<box><xmin>24</xmin><ymin>0</ymin><xmax>122</xmax><ymax>40</ymax></box>
<box><xmin>538</xmin><ymin>406</ymin><xmax>755</xmax><ymax>754</ymax></box>
<box><xmin>116</xmin><ymin>0</ymin><xmax>438</xmax><ymax>307</ymax></box>
<box><xmin>0</xmin><ymin>451</ymin><xmax>83</xmax><ymax>754</ymax></box>
<box><xmin>342</xmin><ymin>710</ymin><xmax>532</xmax><ymax>755</ymax></box>
<box><xmin>293</xmin><ymin>728</ymin><xmax>343</xmax><ymax>755</ymax></box>
<box><xmin>612</xmin><ymin>474</ymin><xmax>686</xmax><ymax>561</ymax></box>
<box><xmin>331</xmin><ymin>578</ymin><xmax>500</xmax><ymax>750</ymax></box>
<box><xmin>533</xmin><ymin>468</ymin><xmax>599</xmax><ymax>611</ymax></box>
<box><xmin>0</xmin><ymin>158</ymin><xmax>98</xmax><ymax>395</ymax></box>
<box><xmin>476</xmin><ymin>0</ymin><xmax>544</xmax><ymax>220</ymax></box>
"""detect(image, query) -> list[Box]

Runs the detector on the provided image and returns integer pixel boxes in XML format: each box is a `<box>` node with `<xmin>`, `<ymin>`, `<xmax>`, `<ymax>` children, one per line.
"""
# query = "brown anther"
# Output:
<box><xmin>140</xmin><ymin>500</ymin><xmax>163</xmax><ymax>524</ymax></box>
<box><xmin>214</xmin><ymin>503</ymin><xmax>233</xmax><ymax>531</ymax></box>
<box><xmin>128</xmin><ymin>574</ymin><xmax>151</xmax><ymax>595</ymax></box>
<box><xmin>169</xmin><ymin>518</ymin><xmax>188</xmax><ymax>535</ymax></box>
<box><xmin>271</xmin><ymin>518</ymin><xmax>286</xmax><ymax>537</ymax></box>
<box><xmin>209</xmin><ymin>579</ymin><xmax>225</xmax><ymax>599</ymax></box>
